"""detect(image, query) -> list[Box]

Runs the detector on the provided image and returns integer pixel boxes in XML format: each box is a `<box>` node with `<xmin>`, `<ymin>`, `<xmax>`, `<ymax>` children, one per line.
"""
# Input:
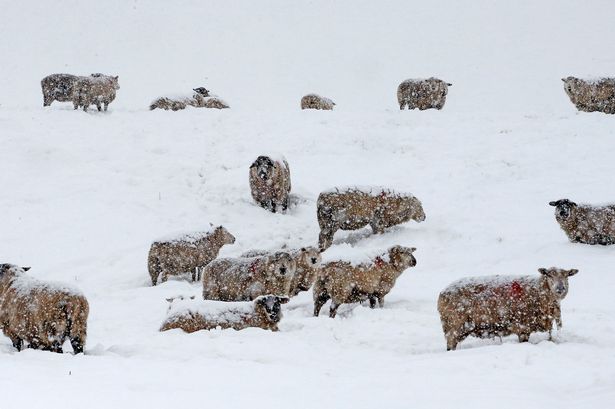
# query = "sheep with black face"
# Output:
<box><xmin>160</xmin><ymin>295</ymin><xmax>290</xmax><ymax>332</ymax></box>
<box><xmin>549</xmin><ymin>199</ymin><xmax>615</xmax><ymax>245</ymax></box>
<box><xmin>249</xmin><ymin>155</ymin><xmax>291</xmax><ymax>213</ymax></box>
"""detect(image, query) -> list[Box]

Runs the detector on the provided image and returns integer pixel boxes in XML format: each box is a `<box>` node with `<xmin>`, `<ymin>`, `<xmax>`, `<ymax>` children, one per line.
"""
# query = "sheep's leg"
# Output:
<box><xmin>96</xmin><ymin>102</ymin><xmax>102</xmax><ymax>111</ymax></box>
<box><xmin>329</xmin><ymin>301</ymin><xmax>340</xmax><ymax>318</ymax></box>
<box><xmin>518</xmin><ymin>333</ymin><xmax>530</xmax><ymax>343</ymax></box>
<box><xmin>50</xmin><ymin>342</ymin><xmax>63</xmax><ymax>353</ymax></box>
<box><xmin>377</xmin><ymin>294</ymin><xmax>385</xmax><ymax>308</ymax></box>
<box><xmin>445</xmin><ymin>334</ymin><xmax>458</xmax><ymax>351</ymax></box>
<box><xmin>318</xmin><ymin>229</ymin><xmax>334</xmax><ymax>251</ymax></box>
<box><xmin>281</xmin><ymin>197</ymin><xmax>289</xmax><ymax>211</ymax></box>
<box><xmin>103</xmin><ymin>102</ymin><xmax>109</xmax><ymax>112</ymax></box>
<box><xmin>313</xmin><ymin>293</ymin><xmax>329</xmax><ymax>317</ymax></box>
<box><xmin>71</xmin><ymin>337</ymin><xmax>85</xmax><ymax>354</ymax></box>
<box><xmin>73</xmin><ymin>102</ymin><xmax>79</xmax><ymax>110</ymax></box>
<box><xmin>10</xmin><ymin>337</ymin><xmax>23</xmax><ymax>351</ymax></box>
<box><xmin>368</xmin><ymin>295</ymin><xmax>377</xmax><ymax>309</ymax></box>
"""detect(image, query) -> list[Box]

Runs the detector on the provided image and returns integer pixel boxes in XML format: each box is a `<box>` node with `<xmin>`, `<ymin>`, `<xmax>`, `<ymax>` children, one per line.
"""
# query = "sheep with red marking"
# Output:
<box><xmin>313</xmin><ymin>246</ymin><xmax>417</xmax><ymax>318</ymax></box>
<box><xmin>437</xmin><ymin>267</ymin><xmax>579</xmax><ymax>351</ymax></box>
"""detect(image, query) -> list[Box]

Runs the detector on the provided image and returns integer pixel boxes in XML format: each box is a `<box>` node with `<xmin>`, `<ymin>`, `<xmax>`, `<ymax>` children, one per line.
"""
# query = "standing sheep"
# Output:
<box><xmin>0</xmin><ymin>264</ymin><xmax>89</xmax><ymax>353</ymax></box>
<box><xmin>562</xmin><ymin>76</ymin><xmax>615</xmax><ymax>114</ymax></box>
<box><xmin>397</xmin><ymin>77</ymin><xmax>452</xmax><ymax>110</ymax></box>
<box><xmin>549</xmin><ymin>199</ymin><xmax>615</xmax><ymax>245</ymax></box>
<box><xmin>147</xmin><ymin>226</ymin><xmax>236</xmax><ymax>286</ymax></box>
<box><xmin>41</xmin><ymin>73</ymin><xmax>79</xmax><ymax>107</ymax></box>
<box><xmin>313</xmin><ymin>245</ymin><xmax>417</xmax><ymax>318</ymax></box>
<box><xmin>437</xmin><ymin>267</ymin><xmax>579</xmax><ymax>351</ymax></box>
<box><xmin>317</xmin><ymin>186</ymin><xmax>425</xmax><ymax>250</ymax></box>
<box><xmin>301</xmin><ymin>94</ymin><xmax>336</xmax><ymax>110</ymax></box>
<box><xmin>249</xmin><ymin>155</ymin><xmax>291</xmax><ymax>213</ymax></box>
<box><xmin>160</xmin><ymin>295</ymin><xmax>290</xmax><ymax>333</ymax></box>
<box><xmin>241</xmin><ymin>247</ymin><xmax>322</xmax><ymax>296</ymax></box>
<box><xmin>72</xmin><ymin>74</ymin><xmax>120</xmax><ymax>112</ymax></box>
<box><xmin>202</xmin><ymin>252</ymin><xmax>296</xmax><ymax>301</ymax></box>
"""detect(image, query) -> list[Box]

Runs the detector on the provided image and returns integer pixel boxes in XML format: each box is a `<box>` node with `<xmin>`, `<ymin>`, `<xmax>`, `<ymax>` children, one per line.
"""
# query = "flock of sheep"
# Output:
<box><xmin>40</xmin><ymin>73</ymin><xmax>615</xmax><ymax>113</ymax></box>
<box><xmin>0</xmin><ymin>74</ymin><xmax>613</xmax><ymax>355</ymax></box>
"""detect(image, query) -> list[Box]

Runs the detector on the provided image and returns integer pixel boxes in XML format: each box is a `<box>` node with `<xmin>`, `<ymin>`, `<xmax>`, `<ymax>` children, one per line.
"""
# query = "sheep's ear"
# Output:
<box><xmin>114</xmin><ymin>76</ymin><xmax>119</xmax><ymax>80</ymax></box>
<box><xmin>446</xmin><ymin>83</ymin><xmax>452</xmax><ymax>86</ymax></box>
<box><xmin>410</xmin><ymin>247</ymin><xmax>417</xmax><ymax>253</ymax></box>
<box><xmin>22</xmin><ymin>266</ymin><xmax>31</xmax><ymax>271</ymax></box>
<box><xmin>568</xmin><ymin>269</ymin><xmax>579</xmax><ymax>276</ymax></box>
<box><xmin>300</xmin><ymin>247</ymin><xmax>306</xmax><ymax>252</ymax></box>
<box><xmin>548</xmin><ymin>201</ymin><xmax>558</xmax><ymax>207</ymax></box>
<box><xmin>277</xmin><ymin>296</ymin><xmax>290</xmax><ymax>304</ymax></box>
<box><xmin>538</xmin><ymin>268</ymin><xmax>550</xmax><ymax>276</ymax></box>
<box><xmin>561</xmin><ymin>78</ymin><xmax>566</xmax><ymax>82</ymax></box>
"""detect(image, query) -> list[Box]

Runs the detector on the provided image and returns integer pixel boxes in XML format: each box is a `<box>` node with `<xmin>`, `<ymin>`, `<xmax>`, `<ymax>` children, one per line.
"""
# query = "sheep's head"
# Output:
<box><xmin>388</xmin><ymin>246</ymin><xmax>417</xmax><ymax>269</ymax></box>
<box><xmin>250</xmin><ymin>156</ymin><xmax>275</xmax><ymax>181</ymax></box>
<box><xmin>0</xmin><ymin>264</ymin><xmax>30</xmax><ymax>279</ymax></box>
<box><xmin>193</xmin><ymin>87</ymin><xmax>210</xmax><ymax>97</ymax></box>
<box><xmin>549</xmin><ymin>199</ymin><xmax>577</xmax><ymax>222</ymax></box>
<box><xmin>539</xmin><ymin>267</ymin><xmax>578</xmax><ymax>300</ymax></box>
<box><xmin>254</xmin><ymin>295</ymin><xmax>289</xmax><ymax>324</ymax></box>
<box><xmin>297</xmin><ymin>246</ymin><xmax>321</xmax><ymax>269</ymax></box>
<box><xmin>213</xmin><ymin>226</ymin><xmax>236</xmax><ymax>245</ymax></box>
<box><xmin>268</xmin><ymin>252</ymin><xmax>296</xmax><ymax>280</ymax></box>
<box><xmin>399</xmin><ymin>196</ymin><xmax>426</xmax><ymax>222</ymax></box>
<box><xmin>112</xmin><ymin>76</ymin><xmax>120</xmax><ymax>90</ymax></box>
<box><xmin>561</xmin><ymin>77</ymin><xmax>580</xmax><ymax>98</ymax></box>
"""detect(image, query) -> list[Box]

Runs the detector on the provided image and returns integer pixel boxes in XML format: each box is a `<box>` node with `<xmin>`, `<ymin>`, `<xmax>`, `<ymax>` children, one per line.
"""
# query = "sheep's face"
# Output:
<box><xmin>549</xmin><ymin>199</ymin><xmax>577</xmax><ymax>222</ymax></box>
<box><xmin>562</xmin><ymin>77</ymin><xmax>579</xmax><ymax>98</ymax></box>
<box><xmin>298</xmin><ymin>247</ymin><xmax>321</xmax><ymax>269</ymax></box>
<box><xmin>214</xmin><ymin>226</ymin><xmax>236</xmax><ymax>245</ymax></box>
<box><xmin>256</xmin><ymin>295</ymin><xmax>289</xmax><ymax>323</ymax></box>
<box><xmin>269</xmin><ymin>252</ymin><xmax>296</xmax><ymax>279</ymax></box>
<box><xmin>250</xmin><ymin>156</ymin><xmax>275</xmax><ymax>181</ymax></box>
<box><xmin>111</xmin><ymin>76</ymin><xmax>120</xmax><ymax>90</ymax></box>
<box><xmin>539</xmin><ymin>267</ymin><xmax>578</xmax><ymax>299</ymax></box>
<box><xmin>0</xmin><ymin>264</ymin><xmax>30</xmax><ymax>279</ymax></box>
<box><xmin>399</xmin><ymin>197</ymin><xmax>426</xmax><ymax>222</ymax></box>
<box><xmin>389</xmin><ymin>246</ymin><xmax>417</xmax><ymax>269</ymax></box>
<box><xmin>193</xmin><ymin>87</ymin><xmax>210</xmax><ymax>97</ymax></box>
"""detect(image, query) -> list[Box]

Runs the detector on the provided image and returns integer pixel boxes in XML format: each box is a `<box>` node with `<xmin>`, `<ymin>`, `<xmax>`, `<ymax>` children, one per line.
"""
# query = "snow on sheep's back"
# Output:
<box><xmin>1</xmin><ymin>1</ymin><xmax>615</xmax><ymax>409</ymax></box>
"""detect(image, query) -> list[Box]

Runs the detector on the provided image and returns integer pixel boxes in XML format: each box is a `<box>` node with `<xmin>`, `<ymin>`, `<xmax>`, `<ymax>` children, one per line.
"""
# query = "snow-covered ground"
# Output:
<box><xmin>2</xmin><ymin>1</ymin><xmax>615</xmax><ymax>408</ymax></box>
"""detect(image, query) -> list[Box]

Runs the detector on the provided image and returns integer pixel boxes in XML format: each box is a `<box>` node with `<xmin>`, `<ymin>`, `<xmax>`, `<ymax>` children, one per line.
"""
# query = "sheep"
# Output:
<box><xmin>202</xmin><ymin>252</ymin><xmax>296</xmax><ymax>301</ymax></box>
<box><xmin>0</xmin><ymin>264</ymin><xmax>89</xmax><ymax>353</ymax></box>
<box><xmin>41</xmin><ymin>73</ymin><xmax>79</xmax><ymax>106</ymax></box>
<box><xmin>241</xmin><ymin>247</ymin><xmax>322</xmax><ymax>296</ymax></box>
<box><xmin>317</xmin><ymin>186</ymin><xmax>425</xmax><ymax>250</ymax></box>
<box><xmin>149</xmin><ymin>88</ymin><xmax>230</xmax><ymax>110</ymax></box>
<box><xmin>549</xmin><ymin>199</ymin><xmax>615</xmax><ymax>245</ymax></box>
<box><xmin>160</xmin><ymin>294</ymin><xmax>290</xmax><ymax>332</ymax></box>
<box><xmin>301</xmin><ymin>94</ymin><xmax>336</xmax><ymax>110</ymax></box>
<box><xmin>249</xmin><ymin>155</ymin><xmax>291</xmax><ymax>213</ymax></box>
<box><xmin>147</xmin><ymin>226</ymin><xmax>236</xmax><ymax>286</ymax></box>
<box><xmin>72</xmin><ymin>74</ymin><xmax>120</xmax><ymax>112</ymax></box>
<box><xmin>562</xmin><ymin>76</ymin><xmax>615</xmax><ymax>114</ymax></box>
<box><xmin>437</xmin><ymin>267</ymin><xmax>579</xmax><ymax>351</ymax></box>
<box><xmin>313</xmin><ymin>245</ymin><xmax>417</xmax><ymax>318</ymax></box>
<box><xmin>397</xmin><ymin>77</ymin><xmax>452</xmax><ymax>110</ymax></box>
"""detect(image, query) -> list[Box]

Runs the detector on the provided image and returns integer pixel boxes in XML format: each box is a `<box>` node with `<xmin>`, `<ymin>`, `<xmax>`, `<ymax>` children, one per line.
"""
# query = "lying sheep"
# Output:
<box><xmin>317</xmin><ymin>186</ymin><xmax>425</xmax><ymax>250</ymax></box>
<box><xmin>313</xmin><ymin>246</ymin><xmax>417</xmax><ymax>318</ymax></box>
<box><xmin>150</xmin><ymin>88</ymin><xmax>230</xmax><ymax>110</ymax></box>
<box><xmin>562</xmin><ymin>76</ymin><xmax>615</xmax><ymax>114</ymax></box>
<box><xmin>0</xmin><ymin>264</ymin><xmax>89</xmax><ymax>353</ymax></box>
<box><xmin>249</xmin><ymin>155</ymin><xmax>291</xmax><ymax>213</ymax></box>
<box><xmin>147</xmin><ymin>226</ymin><xmax>236</xmax><ymax>286</ymax></box>
<box><xmin>202</xmin><ymin>252</ymin><xmax>296</xmax><ymax>301</ymax></box>
<box><xmin>72</xmin><ymin>74</ymin><xmax>120</xmax><ymax>112</ymax></box>
<box><xmin>438</xmin><ymin>267</ymin><xmax>579</xmax><ymax>351</ymax></box>
<box><xmin>397</xmin><ymin>77</ymin><xmax>452</xmax><ymax>110</ymax></box>
<box><xmin>549</xmin><ymin>199</ymin><xmax>615</xmax><ymax>245</ymax></box>
<box><xmin>241</xmin><ymin>247</ymin><xmax>322</xmax><ymax>296</ymax></box>
<box><xmin>301</xmin><ymin>94</ymin><xmax>336</xmax><ymax>110</ymax></box>
<box><xmin>160</xmin><ymin>294</ymin><xmax>289</xmax><ymax>332</ymax></box>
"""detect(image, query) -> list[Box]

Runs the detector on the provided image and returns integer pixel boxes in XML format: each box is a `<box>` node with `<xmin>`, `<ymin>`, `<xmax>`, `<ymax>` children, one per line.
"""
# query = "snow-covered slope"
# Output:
<box><xmin>1</xmin><ymin>1</ymin><xmax>615</xmax><ymax>408</ymax></box>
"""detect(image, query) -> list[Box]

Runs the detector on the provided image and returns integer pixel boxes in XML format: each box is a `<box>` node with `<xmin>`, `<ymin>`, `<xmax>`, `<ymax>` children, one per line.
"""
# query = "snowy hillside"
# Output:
<box><xmin>1</xmin><ymin>1</ymin><xmax>615</xmax><ymax>408</ymax></box>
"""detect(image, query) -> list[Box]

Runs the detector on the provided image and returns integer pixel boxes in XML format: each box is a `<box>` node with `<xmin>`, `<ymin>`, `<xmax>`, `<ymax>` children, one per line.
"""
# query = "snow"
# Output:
<box><xmin>165</xmin><ymin>297</ymin><xmax>254</xmax><ymax>325</ymax></box>
<box><xmin>153</xmin><ymin>227</ymin><xmax>217</xmax><ymax>244</ymax></box>
<box><xmin>321</xmin><ymin>185</ymin><xmax>416</xmax><ymax>198</ymax></box>
<box><xmin>2</xmin><ymin>0</ymin><xmax>615</xmax><ymax>408</ymax></box>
